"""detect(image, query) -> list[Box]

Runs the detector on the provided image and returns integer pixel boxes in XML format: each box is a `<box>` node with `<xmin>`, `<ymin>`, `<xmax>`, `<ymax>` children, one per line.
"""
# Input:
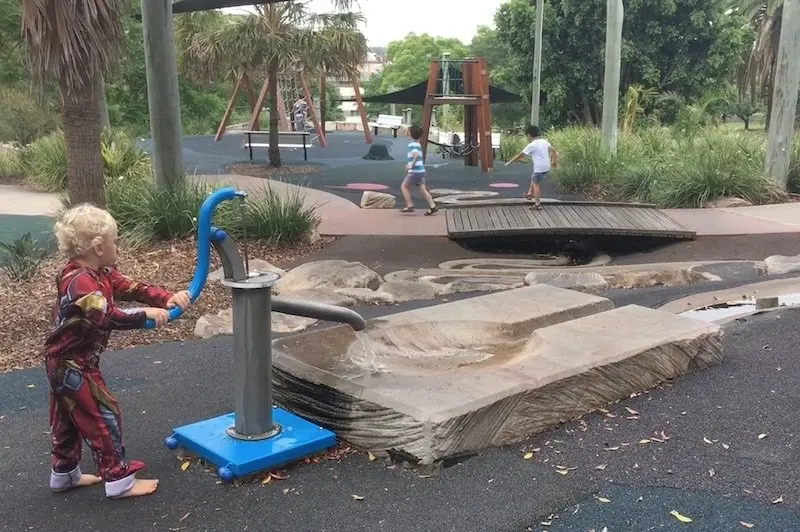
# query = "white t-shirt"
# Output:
<box><xmin>523</xmin><ymin>138</ymin><xmax>552</xmax><ymax>173</ymax></box>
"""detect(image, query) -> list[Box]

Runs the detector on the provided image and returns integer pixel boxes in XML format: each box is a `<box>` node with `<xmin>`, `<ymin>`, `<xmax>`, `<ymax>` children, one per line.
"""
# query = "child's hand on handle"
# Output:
<box><xmin>167</xmin><ymin>290</ymin><xmax>192</xmax><ymax>311</ymax></box>
<box><xmin>144</xmin><ymin>308</ymin><xmax>169</xmax><ymax>327</ymax></box>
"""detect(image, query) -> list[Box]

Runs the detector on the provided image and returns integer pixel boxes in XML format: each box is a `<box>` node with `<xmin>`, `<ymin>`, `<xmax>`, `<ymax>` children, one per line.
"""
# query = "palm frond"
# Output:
<box><xmin>22</xmin><ymin>0</ymin><xmax>124</xmax><ymax>96</ymax></box>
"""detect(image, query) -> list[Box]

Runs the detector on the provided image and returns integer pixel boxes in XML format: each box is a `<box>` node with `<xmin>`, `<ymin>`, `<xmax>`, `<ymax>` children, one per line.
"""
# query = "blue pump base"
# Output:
<box><xmin>164</xmin><ymin>408</ymin><xmax>335</xmax><ymax>480</ymax></box>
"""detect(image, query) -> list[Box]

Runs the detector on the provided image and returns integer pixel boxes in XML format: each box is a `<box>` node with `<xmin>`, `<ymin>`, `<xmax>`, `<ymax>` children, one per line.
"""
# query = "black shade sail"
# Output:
<box><xmin>172</xmin><ymin>0</ymin><xmax>290</xmax><ymax>14</ymax></box>
<box><xmin>344</xmin><ymin>80</ymin><xmax>522</xmax><ymax>105</ymax></box>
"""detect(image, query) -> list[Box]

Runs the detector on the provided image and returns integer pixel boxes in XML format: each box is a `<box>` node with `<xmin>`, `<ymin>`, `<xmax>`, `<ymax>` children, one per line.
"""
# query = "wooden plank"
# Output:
<box><xmin>549</xmin><ymin>205</ymin><xmax>576</xmax><ymax>228</ymax></box>
<box><xmin>445</xmin><ymin>203</ymin><xmax>695</xmax><ymax>240</ymax></box>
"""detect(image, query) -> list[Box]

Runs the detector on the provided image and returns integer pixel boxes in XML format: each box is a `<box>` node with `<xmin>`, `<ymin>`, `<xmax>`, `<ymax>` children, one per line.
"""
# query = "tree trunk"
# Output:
<box><xmin>320</xmin><ymin>72</ymin><xmax>327</xmax><ymax>133</ymax></box>
<box><xmin>60</xmin><ymin>74</ymin><xmax>106</xmax><ymax>208</ymax></box>
<box><xmin>268</xmin><ymin>59</ymin><xmax>281</xmax><ymax>168</ymax></box>
<box><xmin>744</xmin><ymin>116</ymin><xmax>750</xmax><ymax>130</ymax></box>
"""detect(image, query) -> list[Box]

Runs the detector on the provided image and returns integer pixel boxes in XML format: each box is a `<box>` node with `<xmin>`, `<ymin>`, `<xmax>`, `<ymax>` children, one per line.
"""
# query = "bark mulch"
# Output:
<box><xmin>0</xmin><ymin>236</ymin><xmax>331</xmax><ymax>373</ymax></box>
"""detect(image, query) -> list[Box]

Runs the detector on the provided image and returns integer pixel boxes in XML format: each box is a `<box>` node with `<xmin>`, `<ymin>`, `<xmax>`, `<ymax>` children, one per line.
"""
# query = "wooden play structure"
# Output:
<box><xmin>421</xmin><ymin>58</ymin><xmax>494</xmax><ymax>173</ymax></box>
<box><xmin>214</xmin><ymin>70</ymin><xmax>373</xmax><ymax>147</ymax></box>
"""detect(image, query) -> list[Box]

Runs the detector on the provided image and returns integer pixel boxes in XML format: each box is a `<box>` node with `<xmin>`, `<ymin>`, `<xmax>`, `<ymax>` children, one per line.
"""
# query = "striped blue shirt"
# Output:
<box><xmin>407</xmin><ymin>141</ymin><xmax>425</xmax><ymax>174</ymax></box>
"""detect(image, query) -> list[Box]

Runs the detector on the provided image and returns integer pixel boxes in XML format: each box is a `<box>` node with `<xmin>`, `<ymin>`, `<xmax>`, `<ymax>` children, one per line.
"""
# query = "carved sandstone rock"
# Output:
<box><xmin>272</xmin><ymin>287</ymin><xmax>722</xmax><ymax>464</ymax></box>
<box><xmin>277</xmin><ymin>260</ymin><xmax>382</xmax><ymax>293</ymax></box>
<box><xmin>360</xmin><ymin>191</ymin><xmax>396</xmax><ymax>209</ymax></box>
<box><xmin>525</xmin><ymin>271</ymin><xmax>609</xmax><ymax>291</ymax></box>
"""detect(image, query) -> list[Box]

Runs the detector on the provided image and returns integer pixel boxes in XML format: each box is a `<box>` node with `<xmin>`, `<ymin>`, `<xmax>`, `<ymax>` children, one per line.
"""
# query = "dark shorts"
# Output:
<box><xmin>403</xmin><ymin>173</ymin><xmax>425</xmax><ymax>187</ymax></box>
<box><xmin>532</xmin><ymin>171</ymin><xmax>549</xmax><ymax>184</ymax></box>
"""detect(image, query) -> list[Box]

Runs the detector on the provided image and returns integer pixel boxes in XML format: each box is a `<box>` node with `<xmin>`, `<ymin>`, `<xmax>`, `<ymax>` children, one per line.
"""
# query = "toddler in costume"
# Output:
<box><xmin>45</xmin><ymin>204</ymin><xmax>191</xmax><ymax>498</ymax></box>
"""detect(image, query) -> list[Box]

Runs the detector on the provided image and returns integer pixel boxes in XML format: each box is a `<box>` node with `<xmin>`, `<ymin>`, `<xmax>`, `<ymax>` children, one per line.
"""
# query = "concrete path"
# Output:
<box><xmin>0</xmin><ymin>185</ymin><xmax>60</xmax><ymax>216</ymax></box>
<box><xmin>5</xmin><ymin>179</ymin><xmax>800</xmax><ymax>238</ymax></box>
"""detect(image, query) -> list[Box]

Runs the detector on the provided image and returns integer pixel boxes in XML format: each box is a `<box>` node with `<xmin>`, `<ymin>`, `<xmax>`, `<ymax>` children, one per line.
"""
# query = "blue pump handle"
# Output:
<box><xmin>143</xmin><ymin>186</ymin><xmax>245</xmax><ymax>329</ymax></box>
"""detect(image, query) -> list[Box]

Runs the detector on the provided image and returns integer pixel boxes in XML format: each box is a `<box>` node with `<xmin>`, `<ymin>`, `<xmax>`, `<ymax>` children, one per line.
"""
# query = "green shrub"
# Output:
<box><xmin>0</xmin><ymin>88</ymin><xmax>60</xmax><ymax>145</ymax></box>
<box><xmin>22</xmin><ymin>129</ymin><xmax>151</xmax><ymax>192</ymax></box>
<box><xmin>102</xmin><ymin>174</ymin><xmax>318</xmax><ymax>248</ymax></box>
<box><xmin>232</xmin><ymin>183</ymin><xmax>320</xmax><ymax>246</ymax></box>
<box><xmin>0</xmin><ymin>149</ymin><xmax>22</xmax><ymax>178</ymax></box>
<box><xmin>789</xmin><ymin>135</ymin><xmax>800</xmax><ymax>193</ymax></box>
<box><xmin>650</xmin><ymin>129</ymin><xmax>784</xmax><ymax>207</ymax></box>
<box><xmin>104</xmin><ymin>175</ymin><xmax>209</xmax><ymax>247</ymax></box>
<box><xmin>546</xmin><ymin>126</ymin><xmax>785</xmax><ymax>207</ymax></box>
<box><xmin>0</xmin><ymin>232</ymin><xmax>48</xmax><ymax>281</ymax></box>
<box><xmin>497</xmin><ymin>134</ymin><xmax>527</xmax><ymax>162</ymax></box>
<box><xmin>20</xmin><ymin>131</ymin><xmax>68</xmax><ymax>192</ymax></box>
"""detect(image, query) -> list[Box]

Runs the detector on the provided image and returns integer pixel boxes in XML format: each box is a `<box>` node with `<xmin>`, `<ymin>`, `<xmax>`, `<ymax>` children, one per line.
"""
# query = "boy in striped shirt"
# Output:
<box><xmin>400</xmin><ymin>125</ymin><xmax>438</xmax><ymax>215</ymax></box>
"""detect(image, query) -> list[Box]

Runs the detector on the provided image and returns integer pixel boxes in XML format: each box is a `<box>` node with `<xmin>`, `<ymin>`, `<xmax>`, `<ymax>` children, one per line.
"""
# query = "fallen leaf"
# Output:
<box><xmin>758</xmin><ymin>433</ymin><xmax>768</xmax><ymax>440</ymax></box>
<box><xmin>772</xmin><ymin>495</ymin><xmax>784</xmax><ymax>504</ymax></box>
<box><xmin>26</xmin><ymin>384</ymin><xmax>35</xmax><ymax>389</ymax></box>
<box><xmin>661</xmin><ymin>431</ymin><xmax>670</xmax><ymax>440</ymax></box>
<box><xmin>625</xmin><ymin>407</ymin><xmax>639</xmax><ymax>415</ymax></box>
<box><xmin>722</xmin><ymin>443</ymin><xmax>730</xmax><ymax>450</ymax></box>
<box><xmin>270</xmin><ymin>472</ymin><xmax>288</xmax><ymax>481</ymax></box>
<box><xmin>540</xmin><ymin>521</ymin><xmax>552</xmax><ymax>526</ymax></box>
<box><xmin>709</xmin><ymin>468</ymin><xmax>715</xmax><ymax>477</ymax></box>
<box><xmin>351</xmin><ymin>494</ymin><xmax>364</xmax><ymax>500</ymax></box>
<box><xmin>740</xmin><ymin>522</ymin><xmax>754</xmax><ymax>528</ymax></box>
<box><xmin>367</xmin><ymin>452</ymin><xmax>376</xmax><ymax>461</ymax></box>
<box><xmin>180</xmin><ymin>461</ymin><xmax>190</xmax><ymax>471</ymax></box>
<box><xmin>523</xmin><ymin>452</ymin><xmax>534</xmax><ymax>460</ymax></box>
<box><xmin>606</xmin><ymin>446</ymin><xmax>620</xmax><ymax>451</ymax></box>
<box><xmin>670</xmin><ymin>510</ymin><xmax>693</xmax><ymax>523</ymax></box>
<box><xmin>556</xmin><ymin>469</ymin><xmax>569</xmax><ymax>475</ymax></box>
<box><xmin>639</xmin><ymin>439</ymin><xmax>651</xmax><ymax>444</ymax></box>
<box><xmin>179</xmin><ymin>512</ymin><xmax>191</xmax><ymax>523</ymax></box>
<box><xmin>596</xmin><ymin>464</ymin><xmax>608</xmax><ymax>470</ymax></box>
<box><xmin>595</xmin><ymin>496</ymin><xmax>611</xmax><ymax>503</ymax></box>
<box><xmin>261</xmin><ymin>476</ymin><xmax>272</xmax><ymax>485</ymax></box>
<box><xmin>703</xmin><ymin>437</ymin><xmax>713</xmax><ymax>444</ymax></box>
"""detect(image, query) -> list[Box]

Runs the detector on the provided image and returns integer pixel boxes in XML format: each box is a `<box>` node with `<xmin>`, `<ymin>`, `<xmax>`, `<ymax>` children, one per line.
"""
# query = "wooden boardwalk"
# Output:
<box><xmin>446</xmin><ymin>203</ymin><xmax>696</xmax><ymax>241</ymax></box>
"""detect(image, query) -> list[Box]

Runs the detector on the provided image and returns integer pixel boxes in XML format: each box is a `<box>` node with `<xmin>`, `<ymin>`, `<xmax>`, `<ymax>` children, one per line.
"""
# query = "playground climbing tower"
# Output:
<box><xmin>420</xmin><ymin>58</ymin><xmax>494</xmax><ymax>173</ymax></box>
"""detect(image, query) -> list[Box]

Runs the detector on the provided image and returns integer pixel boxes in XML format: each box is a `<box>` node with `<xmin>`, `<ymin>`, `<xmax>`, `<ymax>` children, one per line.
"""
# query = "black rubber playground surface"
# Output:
<box><xmin>153</xmin><ymin>132</ymin><xmax>570</xmax><ymax>206</ymax></box>
<box><xmin>3</xmin><ymin>291</ymin><xmax>800</xmax><ymax>531</ymax></box>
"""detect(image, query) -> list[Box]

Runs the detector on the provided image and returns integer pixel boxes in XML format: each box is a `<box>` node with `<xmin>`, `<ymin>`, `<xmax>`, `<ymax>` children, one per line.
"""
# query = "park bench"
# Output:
<box><xmin>242</xmin><ymin>130</ymin><xmax>313</xmax><ymax>161</ymax></box>
<box><xmin>368</xmin><ymin>114</ymin><xmax>403</xmax><ymax>137</ymax></box>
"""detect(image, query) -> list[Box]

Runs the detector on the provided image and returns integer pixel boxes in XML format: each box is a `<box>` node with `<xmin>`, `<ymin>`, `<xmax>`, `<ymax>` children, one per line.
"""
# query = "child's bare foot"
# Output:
<box><xmin>110</xmin><ymin>478</ymin><xmax>159</xmax><ymax>499</ymax></box>
<box><xmin>51</xmin><ymin>473</ymin><xmax>103</xmax><ymax>492</ymax></box>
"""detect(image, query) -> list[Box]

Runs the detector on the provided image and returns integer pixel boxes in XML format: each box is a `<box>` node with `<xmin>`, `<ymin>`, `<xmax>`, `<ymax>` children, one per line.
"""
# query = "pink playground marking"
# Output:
<box><xmin>341</xmin><ymin>183</ymin><xmax>390</xmax><ymax>191</ymax></box>
<box><xmin>489</xmin><ymin>182</ymin><xmax>520</xmax><ymax>188</ymax></box>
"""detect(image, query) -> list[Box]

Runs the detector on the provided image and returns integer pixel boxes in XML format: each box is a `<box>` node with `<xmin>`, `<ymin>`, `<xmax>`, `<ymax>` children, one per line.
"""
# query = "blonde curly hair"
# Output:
<box><xmin>54</xmin><ymin>204</ymin><xmax>118</xmax><ymax>258</ymax></box>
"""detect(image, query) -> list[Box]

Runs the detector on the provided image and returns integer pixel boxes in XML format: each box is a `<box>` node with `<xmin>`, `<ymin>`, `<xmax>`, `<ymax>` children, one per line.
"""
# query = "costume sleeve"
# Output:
<box><xmin>68</xmin><ymin>272</ymin><xmax>148</xmax><ymax>330</ymax></box>
<box><xmin>107</xmin><ymin>267</ymin><xmax>173</xmax><ymax>308</ymax></box>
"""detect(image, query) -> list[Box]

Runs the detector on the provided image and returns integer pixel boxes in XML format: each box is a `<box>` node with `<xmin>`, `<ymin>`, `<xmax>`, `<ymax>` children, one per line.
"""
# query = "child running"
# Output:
<box><xmin>45</xmin><ymin>204</ymin><xmax>191</xmax><ymax>499</ymax></box>
<box><xmin>400</xmin><ymin>125</ymin><xmax>438</xmax><ymax>215</ymax></box>
<box><xmin>505</xmin><ymin>125</ymin><xmax>558</xmax><ymax>210</ymax></box>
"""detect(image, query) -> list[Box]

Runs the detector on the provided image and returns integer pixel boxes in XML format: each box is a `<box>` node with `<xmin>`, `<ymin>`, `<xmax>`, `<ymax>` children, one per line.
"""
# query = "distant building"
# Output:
<box><xmin>335</xmin><ymin>50</ymin><xmax>385</xmax><ymax>123</ymax></box>
<box><xmin>359</xmin><ymin>51</ymin><xmax>385</xmax><ymax>78</ymax></box>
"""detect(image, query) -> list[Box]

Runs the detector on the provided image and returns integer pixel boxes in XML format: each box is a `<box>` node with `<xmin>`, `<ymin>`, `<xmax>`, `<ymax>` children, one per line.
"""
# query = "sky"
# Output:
<box><xmin>222</xmin><ymin>0</ymin><xmax>507</xmax><ymax>46</ymax></box>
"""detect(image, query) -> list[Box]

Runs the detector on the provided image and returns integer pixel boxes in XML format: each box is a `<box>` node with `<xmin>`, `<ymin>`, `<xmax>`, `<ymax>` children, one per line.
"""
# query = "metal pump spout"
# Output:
<box><xmin>271</xmin><ymin>297</ymin><xmax>367</xmax><ymax>331</ymax></box>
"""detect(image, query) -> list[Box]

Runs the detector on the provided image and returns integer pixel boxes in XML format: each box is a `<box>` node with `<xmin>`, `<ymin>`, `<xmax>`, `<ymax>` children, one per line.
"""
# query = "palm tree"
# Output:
<box><xmin>21</xmin><ymin>0</ymin><xmax>124</xmax><ymax>207</ymax></box>
<box><xmin>730</xmin><ymin>0</ymin><xmax>784</xmax><ymax>126</ymax></box>
<box><xmin>176</xmin><ymin>1</ymin><xmax>365</xmax><ymax>168</ymax></box>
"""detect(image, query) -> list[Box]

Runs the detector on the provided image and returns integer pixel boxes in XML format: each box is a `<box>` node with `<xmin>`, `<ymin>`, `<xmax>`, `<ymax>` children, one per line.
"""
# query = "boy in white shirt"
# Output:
<box><xmin>505</xmin><ymin>125</ymin><xmax>558</xmax><ymax>210</ymax></box>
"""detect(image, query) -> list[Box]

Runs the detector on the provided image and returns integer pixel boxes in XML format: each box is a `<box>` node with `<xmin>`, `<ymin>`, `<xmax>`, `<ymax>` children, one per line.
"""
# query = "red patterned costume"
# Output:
<box><xmin>45</xmin><ymin>260</ymin><xmax>173</xmax><ymax>497</ymax></box>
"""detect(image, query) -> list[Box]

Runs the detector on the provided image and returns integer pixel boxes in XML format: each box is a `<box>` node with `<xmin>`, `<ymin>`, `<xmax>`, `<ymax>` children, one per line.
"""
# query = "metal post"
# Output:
<box><xmin>222</xmin><ymin>273</ymin><xmax>281</xmax><ymax>440</ymax></box>
<box><xmin>140</xmin><ymin>0</ymin><xmax>185</xmax><ymax>189</ymax></box>
<box><xmin>765</xmin><ymin>0</ymin><xmax>800</xmax><ymax>189</ymax></box>
<box><xmin>601</xmin><ymin>0</ymin><xmax>624</xmax><ymax>154</ymax></box>
<box><xmin>531</xmin><ymin>0</ymin><xmax>545</xmax><ymax>125</ymax></box>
